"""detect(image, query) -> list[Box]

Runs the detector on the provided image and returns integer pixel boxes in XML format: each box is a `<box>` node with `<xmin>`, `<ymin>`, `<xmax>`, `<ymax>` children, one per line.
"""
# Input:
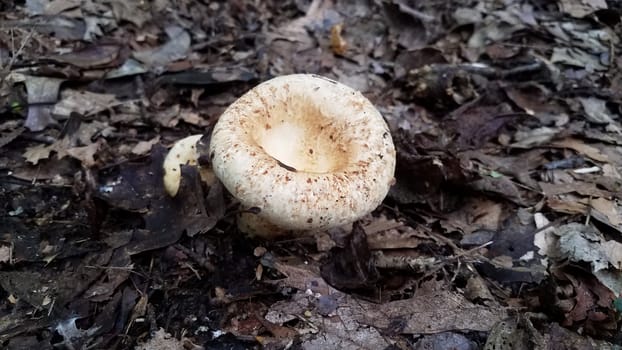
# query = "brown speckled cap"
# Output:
<box><xmin>209</xmin><ymin>74</ymin><xmax>396</xmax><ymax>234</ymax></box>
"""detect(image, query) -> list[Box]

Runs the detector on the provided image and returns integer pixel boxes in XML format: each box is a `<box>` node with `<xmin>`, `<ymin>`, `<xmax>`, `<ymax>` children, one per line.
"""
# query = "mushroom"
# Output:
<box><xmin>163</xmin><ymin>134</ymin><xmax>215</xmax><ymax>197</ymax></box>
<box><xmin>208</xmin><ymin>74</ymin><xmax>396</xmax><ymax>238</ymax></box>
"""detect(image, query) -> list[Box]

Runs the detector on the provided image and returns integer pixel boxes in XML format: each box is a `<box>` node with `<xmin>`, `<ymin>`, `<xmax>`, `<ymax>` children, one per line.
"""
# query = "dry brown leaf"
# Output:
<box><xmin>559</xmin><ymin>0</ymin><xmax>608</xmax><ymax>18</ymax></box>
<box><xmin>590</xmin><ymin>197</ymin><xmax>622</xmax><ymax>227</ymax></box>
<box><xmin>547</xmin><ymin>195</ymin><xmax>589</xmax><ymax>214</ymax></box>
<box><xmin>131</xmin><ymin>136</ymin><xmax>160</xmax><ymax>155</ymax></box>
<box><xmin>550</xmin><ymin>138</ymin><xmax>609</xmax><ymax>162</ymax></box>
<box><xmin>179</xmin><ymin>111</ymin><xmax>209</xmax><ymax>126</ymax></box>
<box><xmin>505</xmin><ymin>84</ymin><xmax>566</xmax><ymax>117</ymax></box>
<box><xmin>53</xmin><ymin>90</ymin><xmax>119</xmax><ymax>118</ymax></box>
<box><xmin>271</xmin><ymin>260</ymin><xmax>338</xmax><ymax>295</ymax></box>
<box><xmin>352</xmin><ymin>289</ymin><xmax>506</xmax><ymax>333</ymax></box>
<box><xmin>441</xmin><ymin>198</ymin><xmax>504</xmax><ymax>235</ymax></box>
<box><xmin>65</xmin><ymin>139</ymin><xmax>104</xmax><ymax>167</ymax></box>
<box><xmin>365</xmin><ymin>217</ymin><xmax>429</xmax><ymax>249</ymax></box>
<box><xmin>108</xmin><ymin>0</ymin><xmax>151</xmax><ymax>28</ymax></box>
<box><xmin>465</xmin><ymin>275</ymin><xmax>495</xmax><ymax>303</ymax></box>
<box><xmin>539</xmin><ymin>181</ymin><xmax>613</xmax><ymax>198</ymax></box>
<box><xmin>23</xmin><ymin>143</ymin><xmax>54</xmax><ymax>165</ymax></box>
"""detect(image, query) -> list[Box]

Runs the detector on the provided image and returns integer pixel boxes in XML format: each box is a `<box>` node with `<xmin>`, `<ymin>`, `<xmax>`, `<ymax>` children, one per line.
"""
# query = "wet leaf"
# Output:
<box><xmin>95</xmin><ymin>145</ymin><xmax>225</xmax><ymax>253</ymax></box>
<box><xmin>47</xmin><ymin>44</ymin><xmax>121</xmax><ymax>69</ymax></box>
<box><xmin>320</xmin><ymin>222</ymin><xmax>379</xmax><ymax>290</ymax></box>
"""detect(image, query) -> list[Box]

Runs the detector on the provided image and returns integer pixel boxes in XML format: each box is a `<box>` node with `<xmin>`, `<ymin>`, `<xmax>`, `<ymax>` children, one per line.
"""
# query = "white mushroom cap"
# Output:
<box><xmin>163</xmin><ymin>134</ymin><xmax>216</xmax><ymax>197</ymax></box>
<box><xmin>209</xmin><ymin>74</ymin><xmax>396</xmax><ymax>236</ymax></box>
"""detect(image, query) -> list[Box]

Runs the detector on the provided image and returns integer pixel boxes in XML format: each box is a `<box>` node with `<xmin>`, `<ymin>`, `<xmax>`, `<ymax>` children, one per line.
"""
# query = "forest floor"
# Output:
<box><xmin>1</xmin><ymin>0</ymin><xmax>622</xmax><ymax>349</ymax></box>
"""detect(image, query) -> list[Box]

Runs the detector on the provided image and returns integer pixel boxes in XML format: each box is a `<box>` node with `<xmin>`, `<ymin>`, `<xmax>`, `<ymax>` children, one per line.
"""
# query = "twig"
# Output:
<box><xmin>396</xmin><ymin>2</ymin><xmax>436</xmax><ymax>22</ymax></box>
<box><xmin>0</xmin><ymin>28</ymin><xmax>34</xmax><ymax>85</ymax></box>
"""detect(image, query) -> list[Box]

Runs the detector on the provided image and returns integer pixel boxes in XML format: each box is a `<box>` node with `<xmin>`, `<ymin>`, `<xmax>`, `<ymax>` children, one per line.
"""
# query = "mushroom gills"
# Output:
<box><xmin>253</xmin><ymin>108</ymin><xmax>353</xmax><ymax>174</ymax></box>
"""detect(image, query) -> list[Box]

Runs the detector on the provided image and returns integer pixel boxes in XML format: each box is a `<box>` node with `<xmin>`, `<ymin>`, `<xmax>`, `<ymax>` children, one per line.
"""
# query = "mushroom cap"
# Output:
<box><xmin>209</xmin><ymin>74</ymin><xmax>396</xmax><ymax>232</ymax></box>
<box><xmin>163</xmin><ymin>134</ymin><xmax>215</xmax><ymax>197</ymax></box>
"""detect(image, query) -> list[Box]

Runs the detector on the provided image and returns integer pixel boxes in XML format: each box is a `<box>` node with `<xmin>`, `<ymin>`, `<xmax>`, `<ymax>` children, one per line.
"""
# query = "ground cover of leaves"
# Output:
<box><xmin>1</xmin><ymin>0</ymin><xmax>621</xmax><ymax>349</ymax></box>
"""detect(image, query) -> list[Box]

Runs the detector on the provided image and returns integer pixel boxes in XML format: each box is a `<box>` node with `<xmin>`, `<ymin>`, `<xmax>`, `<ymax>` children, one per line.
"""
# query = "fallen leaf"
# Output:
<box><xmin>23</xmin><ymin>143</ymin><xmax>55</xmax><ymax>165</ymax></box>
<box><xmin>133</xmin><ymin>26</ymin><xmax>191</xmax><ymax>67</ymax></box>
<box><xmin>470</xmin><ymin>175</ymin><xmax>528</xmax><ymax>206</ymax></box>
<box><xmin>484</xmin><ymin>316</ymin><xmax>543</xmax><ymax>350</ymax></box>
<box><xmin>53</xmin><ymin>90</ymin><xmax>119</xmax><ymax>118</ymax></box>
<box><xmin>511</xmin><ymin>127</ymin><xmax>560</xmax><ymax>148</ymax></box>
<box><xmin>131</xmin><ymin>136</ymin><xmax>160</xmax><ymax>155</ymax></box>
<box><xmin>383</xmin><ymin>1</ymin><xmax>428</xmax><ymax>50</ymax></box>
<box><xmin>505</xmin><ymin>84</ymin><xmax>566</xmax><ymax>117</ymax></box>
<box><xmin>539</xmin><ymin>181</ymin><xmax>613</xmax><ymax>198</ymax></box>
<box><xmin>447</xmin><ymin>104</ymin><xmax>515</xmax><ymax>150</ymax></box>
<box><xmin>590</xmin><ymin>197</ymin><xmax>622</xmax><ymax>227</ymax></box>
<box><xmin>266</xmin><ymin>291</ymin><xmax>391</xmax><ymax>350</ymax></box>
<box><xmin>559</xmin><ymin>0</ymin><xmax>608</xmax><ymax>18</ymax></box>
<box><xmin>134</xmin><ymin>328</ymin><xmax>199</xmax><ymax>350</ymax></box>
<box><xmin>65</xmin><ymin>139</ymin><xmax>104</xmax><ymax>167</ymax></box>
<box><xmin>5</xmin><ymin>16</ymin><xmax>85</xmax><ymax>40</ymax></box>
<box><xmin>365</xmin><ymin>221</ymin><xmax>427</xmax><ymax>250</ymax></box>
<box><xmin>550</xmin><ymin>138</ymin><xmax>609</xmax><ymax>162</ymax></box>
<box><xmin>564</xmin><ymin>277</ymin><xmax>595</xmax><ymax>323</ymax></box>
<box><xmin>321</xmin><ymin>223</ymin><xmax>378</xmax><ymax>290</ymax></box>
<box><xmin>95</xmin><ymin>146</ymin><xmax>225</xmax><ymax>253</ymax></box>
<box><xmin>602</xmin><ymin>240</ymin><xmax>622</xmax><ymax>269</ymax></box>
<box><xmin>440</xmin><ymin>197</ymin><xmax>505</xmax><ymax>235</ymax></box>
<box><xmin>533</xmin><ymin>213</ymin><xmax>557</xmax><ymax>256</ymax></box>
<box><xmin>108</xmin><ymin>0</ymin><xmax>151</xmax><ymax>28</ymax></box>
<box><xmin>352</xmin><ymin>289</ymin><xmax>506</xmax><ymax>333</ymax></box>
<box><xmin>43</xmin><ymin>0</ymin><xmax>80</xmax><ymax>15</ymax></box>
<box><xmin>104</xmin><ymin>58</ymin><xmax>147</xmax><ymax>79</ymax></box>
<box><xmin>0</xmin><ymin>245</ymin><xmax>10</xmax><ymax>263</ymax></box>
<box><xmin>579</xmin><ymin>97</ymin><xmax>621</xmax><ymax>133</ymax></box>
<box><xmin>544</xmin><ymin>322</ymin><xmax>618</xmax><ymax>349</ymax></box>
<box><xmin>178</xmin><ymin>110</ymin><xmax>209</xmax><ymax>127</ymax></box>
<box><xmin>546</xmin><ymin>195</ymin><xmax>589</xmax><ymax>215</ymax></box>
<box><xmin>413</xmin><ymin>332</ymin><xmax>477</xmax><ymax>350</ymax></box>
<box><xmin>47</xmin><ymin>44</ymin><xmax>121</xmax><ymax>69</ymax></box>
<box><xmin>556</xmin><ymin>223</ymin><xmax>609</xmax><ymax>271</ymax></box>
<box><xmin>551</xmin><ymin>46</ymin><xmax>607</xmax><ymax>71</ymax></box>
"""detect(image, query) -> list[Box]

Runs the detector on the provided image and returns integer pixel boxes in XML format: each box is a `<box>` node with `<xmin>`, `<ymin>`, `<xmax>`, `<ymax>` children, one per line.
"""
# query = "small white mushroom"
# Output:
<box><xmin>163</xmin><ymin>134</ymin><xmax>215</xmax><ymax>197</ymax></box>
<box><xmin>209</xmin><ymin>74</ymin><xmax>396</xmax><ymax>238</ymax></box>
